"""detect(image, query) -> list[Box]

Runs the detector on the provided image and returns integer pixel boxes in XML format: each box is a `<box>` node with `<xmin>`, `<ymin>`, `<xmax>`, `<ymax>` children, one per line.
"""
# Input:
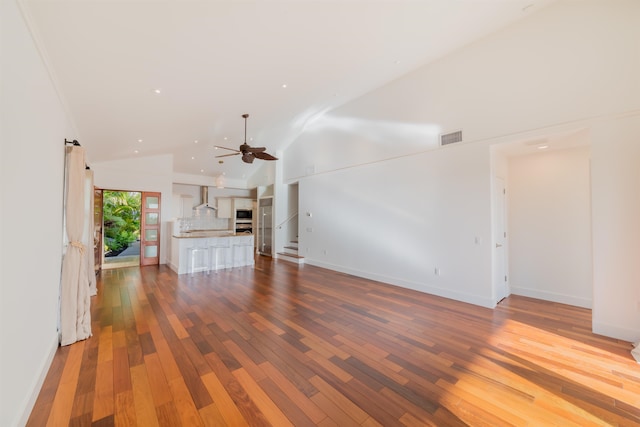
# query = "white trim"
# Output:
<box><xmin>305</xmin><ymin>259</ymin><xmax>496</xmax><ymax>309</ymax></box>
<box><xmin>593</xmin><ymin>322</ymin><xmax>640</xmax><ymax>343</ymax></box>
<box><xmin>15</xmin><ymin>334</ymin><xmax>58</xmax><ymax>427</ymax></box>
<box><xmin>511</xmin><ymin>286</ymin><xmax>592</xmax><ymax>309</ymax></box>
<box><xmin>631</xmin><ymin>343</ymin><xmax>640</xmax><ymax>363</ymax></box>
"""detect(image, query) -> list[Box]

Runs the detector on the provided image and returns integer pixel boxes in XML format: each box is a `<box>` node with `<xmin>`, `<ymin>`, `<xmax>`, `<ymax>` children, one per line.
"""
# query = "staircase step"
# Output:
<box><xmin>277</xmin><ymin>252</ymin><xmax>305</xmax><ymax>265</ymax></box>
<box><xmin>284</xmin><ymin>245</ymin><xmax>298</xmax><ymax>251</ymax></box>
<box><xmin>278</xmin><ymin>252</ymin><xmax>304</xmax><ymax>258</ymax></box>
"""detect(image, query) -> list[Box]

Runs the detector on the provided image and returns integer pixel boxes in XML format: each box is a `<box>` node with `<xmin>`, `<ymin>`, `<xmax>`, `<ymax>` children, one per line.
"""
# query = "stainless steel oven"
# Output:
<box><xmin>235</xmin><ymin>222</ymin><xmax>252</xmax><ymax>234</ymax></box>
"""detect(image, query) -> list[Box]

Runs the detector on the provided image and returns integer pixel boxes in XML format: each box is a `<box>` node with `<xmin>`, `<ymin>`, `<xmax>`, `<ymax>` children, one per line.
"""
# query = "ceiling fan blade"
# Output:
<box><xmin>214</xmin><ymin>145</ymin><xmax>240</xmax><ymax>153</ymax></box>
<box><xmin>253</xmin><ymin>151</ymin><xmax>278</xmax><ymax>161</ymax></box>
<box><xmin>223</xmin><ymin>114</ymin><xmax>278</xmax><ymax>164</ymax></box>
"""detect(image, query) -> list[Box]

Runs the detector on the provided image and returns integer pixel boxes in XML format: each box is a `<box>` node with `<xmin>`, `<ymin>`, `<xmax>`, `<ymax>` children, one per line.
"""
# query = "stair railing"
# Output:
<box><xmin>276</xmin><ymin>212</ymin><xmax>298</xmax><ymax>230</ymax></box>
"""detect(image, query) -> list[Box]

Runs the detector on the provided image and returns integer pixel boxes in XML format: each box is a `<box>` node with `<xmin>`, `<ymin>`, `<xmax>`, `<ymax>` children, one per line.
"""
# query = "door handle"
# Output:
<box><xmin>496</xmin><ymin>243</ymin><xmax>503</xmax><ymax>248</ymax></box>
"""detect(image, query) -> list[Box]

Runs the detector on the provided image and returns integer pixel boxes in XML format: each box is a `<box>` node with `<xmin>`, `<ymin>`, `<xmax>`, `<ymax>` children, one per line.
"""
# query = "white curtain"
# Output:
<box><xmin>60</xmin><ymin>146</ymin><xmax>91</xmax><ymax>346</ymax></box>
<box><xmin>85</xmin><ymin>169</ymin><xmax>97</xmax><ymax>296</ymax></box>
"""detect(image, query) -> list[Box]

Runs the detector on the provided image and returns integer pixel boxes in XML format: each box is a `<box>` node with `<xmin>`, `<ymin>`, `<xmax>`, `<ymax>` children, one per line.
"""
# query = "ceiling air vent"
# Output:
<box><xmin>440</xmin><ymin>130</ymin><xmax>463</xmax><ymax>146</ymax></box>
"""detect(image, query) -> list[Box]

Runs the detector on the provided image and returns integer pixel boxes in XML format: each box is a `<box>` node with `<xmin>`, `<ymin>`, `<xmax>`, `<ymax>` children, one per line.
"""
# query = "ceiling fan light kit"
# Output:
<box><xmin>215</xmin><ymin>114</ymin><xmax>278</xmax><ymax>164</ymax></box>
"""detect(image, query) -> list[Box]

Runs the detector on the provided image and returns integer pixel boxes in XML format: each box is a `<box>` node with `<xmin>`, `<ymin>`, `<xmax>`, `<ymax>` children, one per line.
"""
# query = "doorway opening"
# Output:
<box><xmin>102</xmin><ymin>191</ymin><xmax>141</xmax><ymax>269</ymax></box>
<box><xmin>491</xmin><ymin>128</ymin><xmax>592</xmax><ymax>308</ymax></box>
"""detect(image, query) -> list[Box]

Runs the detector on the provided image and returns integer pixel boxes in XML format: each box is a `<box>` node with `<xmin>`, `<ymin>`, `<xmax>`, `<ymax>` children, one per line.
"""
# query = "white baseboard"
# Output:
<box><xmin>305</xmin><ymin>259</ymin><xmax>496</xmax><ymax>309</ymax></box>
<box><xmin>15</xmin><ymin>334</ymin><xmax>58</xmax><ymax>427</ymax></box>
<box><xmin>510</xmin><ymin>286</ymin><xmax>592</xmax><ymax>309</ymax></box>
<box><xmin>593</xmin><ymin>321</ymin><xmax>639</xmax><ymax>343</ymax></box>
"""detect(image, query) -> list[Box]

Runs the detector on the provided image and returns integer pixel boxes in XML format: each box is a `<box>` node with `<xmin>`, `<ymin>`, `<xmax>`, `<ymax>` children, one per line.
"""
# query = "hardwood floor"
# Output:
<box><xmin>28</xmin><ymin>256</ymin><xmax>640</xmax><ymax>426</ymax></box>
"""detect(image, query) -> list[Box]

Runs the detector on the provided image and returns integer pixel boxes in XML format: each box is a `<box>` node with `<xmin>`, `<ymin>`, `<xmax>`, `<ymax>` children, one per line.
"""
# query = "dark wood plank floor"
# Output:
<box><xmin>28</xmin><ymin>256</ymin><xmax>640</xmax><ymax>426</ymax></box>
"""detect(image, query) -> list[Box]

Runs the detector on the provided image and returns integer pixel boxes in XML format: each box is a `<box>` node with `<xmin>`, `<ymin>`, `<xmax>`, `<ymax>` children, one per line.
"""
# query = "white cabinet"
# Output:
<box><xmin>233</xmin><ymin>198</ymin><xmax>253</xmax><ymax>210</ymax></box>
<box><xmin>169</xmin><ymin>234</ymin><xmax>254</xmax><ymax>274</ymax></box>
<box><xmin>217</xmin><ymin>198</ymin><xmax>232</xmax><ymax>218</ymax></box>
<box><xmin>174</xmin><ymin>195</ymin><xmax>193</xmax><ymax>218</ymax></box>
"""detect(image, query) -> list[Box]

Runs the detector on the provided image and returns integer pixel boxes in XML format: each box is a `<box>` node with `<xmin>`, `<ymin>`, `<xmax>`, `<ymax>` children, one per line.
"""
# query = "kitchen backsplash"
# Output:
<box><xmin>175</xmin><ymin>215</ymin><xmax>230</xmax><ymax>232</ymax></box>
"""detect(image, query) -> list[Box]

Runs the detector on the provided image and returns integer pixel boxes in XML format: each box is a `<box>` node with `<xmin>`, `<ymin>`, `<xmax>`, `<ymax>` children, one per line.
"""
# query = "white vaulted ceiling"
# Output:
<box><xmin>21</xmin><ymin>0</ymin><xmax>554</xmax><ymax>183</ymax></box>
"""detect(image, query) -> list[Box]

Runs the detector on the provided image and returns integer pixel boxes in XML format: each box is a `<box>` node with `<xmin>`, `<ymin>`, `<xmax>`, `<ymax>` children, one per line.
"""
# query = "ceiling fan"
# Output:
<box><xmin>215</xmin><ymin>114</ymin><xmax>278</xmax><ymax>164</ymax></box>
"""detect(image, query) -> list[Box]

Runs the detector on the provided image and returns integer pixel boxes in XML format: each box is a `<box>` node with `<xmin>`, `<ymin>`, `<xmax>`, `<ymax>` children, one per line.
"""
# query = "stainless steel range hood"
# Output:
<box><xmin>193</xmin><ymin>186</ymin><xmax>216</xmax><ymax>211</ymax></box>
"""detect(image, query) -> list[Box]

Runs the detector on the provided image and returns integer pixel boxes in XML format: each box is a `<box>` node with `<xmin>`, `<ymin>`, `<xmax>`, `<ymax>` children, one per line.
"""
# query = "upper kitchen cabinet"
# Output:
<box><xmin>217</xmin><ymin>198</ymin><xmax>232</xmax><ymax>218</ymax></box>
<box><xmin>171</xmin><ymin>193</ymin><xmax>194</xmax><ymax>218</ymax></box>
<box><xmin>233</xmin><ymin>198</ymin><xmax>254</xmax><ymax>210</ymax></box>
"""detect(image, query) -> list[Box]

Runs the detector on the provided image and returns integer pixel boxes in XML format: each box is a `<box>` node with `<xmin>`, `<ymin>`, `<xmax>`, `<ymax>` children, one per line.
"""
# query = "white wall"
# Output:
<box><xmin>508</xmin><ymin>146</ymin><xmax>592</xmax><ymax>308</ymax></box>
<box><xmin>284</xmin><ymin>0</ymin><xmax>640</xmax><ymax>339</ymax></box>
<box><xmin>591</xmin><ymin>114</ymin><xmax>640</xmax><ymax>341</ymax></box>
<box><xmin>285</xmin><ymin>183</ymin><xmax>299</xmax><ymax>243</ymax></box>
<box><xmin>299</xmin><ymin>142</ymin><xmax>494</xmax><ymax>307</ymax></box>
<box><xmin>285</xmin><ymin>0</ymin><xmax>640</xmax><ymax>183</ymax></box>
<box><xmin>91</xmin><ymin>154</ymin><xmax>173</xmax><ymax>264</ymax></box>
<box><xmin>0</xmin><ymin>1</ymin><xmax>73</xmax><ymax>425</ymax></box>
<box><xmin>172</xmin><ymin>172</ymin><xmax>248</xmax><ymax>190</ymax></box>
<box><xmin>248</xmin><ymin>160</ymin><xmax>276</xmax><ymax>189</ymax></box>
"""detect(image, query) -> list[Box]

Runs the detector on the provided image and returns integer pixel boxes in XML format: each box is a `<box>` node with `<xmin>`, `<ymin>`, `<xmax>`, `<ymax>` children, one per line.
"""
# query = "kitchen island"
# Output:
<box><xmin>169</xmin><ymin>231</ymin><xmax>254</xmax><ymax>275</ymax></box>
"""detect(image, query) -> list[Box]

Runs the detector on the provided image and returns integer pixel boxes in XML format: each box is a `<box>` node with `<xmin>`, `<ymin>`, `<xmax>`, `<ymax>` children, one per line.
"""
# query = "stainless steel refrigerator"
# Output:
<box><xmin>257</xmin><ymin>197</ymin><xmax>273</xmax><ymax>256</ymax></box>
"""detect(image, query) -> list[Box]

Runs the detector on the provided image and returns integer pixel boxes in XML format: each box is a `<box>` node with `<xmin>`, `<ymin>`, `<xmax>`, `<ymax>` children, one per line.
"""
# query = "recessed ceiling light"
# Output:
<box><xmin>153</xmin><ymin>88</ymin><xmax>161</xmax><ymax>94</ymax></box>
<box><xmin>282</xmin><ymin>84</ymin><xmax>287</xmax><ymax>88</ymax></box>
<box><xmin>394</xmin><ymin>60</ymin><xmax>401</xmax><ymax>65</ymax></box>
<box><xmin>200</xmin><ymin>169</ymin><xmax>204</xmax><ymax>173</ymax></box>
<box><xmin>194</xmin><ymin>140</ymin><xmax>198</xmax><ymax>144</ymax></box>
<box><xmin>134</xmin><ymin>150</ymin><xmax>139</xmax><ymax>154</ymax></box>
<box><xmin>224</xmin><ymin>137</ymin><xmax>228</xmax><ymax>140</ymax></box>
<box><xmin>191</xmin><ymin>156</ymin><xmax>195</xmax><ymax>160</ymax></box>
<box><xmin>538</xmin><ymin>145</ymin><xmax>549</xmax><ymax>150</ymax></box>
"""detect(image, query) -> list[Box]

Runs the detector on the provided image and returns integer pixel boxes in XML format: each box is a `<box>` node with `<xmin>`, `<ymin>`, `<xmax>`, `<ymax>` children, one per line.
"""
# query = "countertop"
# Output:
<box><xmin>172</xmin><ymin>230</ymin><xmax>253</xmax><ymax>239</ymax></box>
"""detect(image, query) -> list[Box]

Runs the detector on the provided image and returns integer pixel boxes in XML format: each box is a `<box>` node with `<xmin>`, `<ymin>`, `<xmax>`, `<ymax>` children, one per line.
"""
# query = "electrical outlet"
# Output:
<box><xmin>323</xmin><ymin>250</ymin><xmax>327</xmax><ymax>255</ymax></box>
<box><xmin>434</xmin><ymin>267</ymin><xmax>440</xmax><ymax>276</ymax></box>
